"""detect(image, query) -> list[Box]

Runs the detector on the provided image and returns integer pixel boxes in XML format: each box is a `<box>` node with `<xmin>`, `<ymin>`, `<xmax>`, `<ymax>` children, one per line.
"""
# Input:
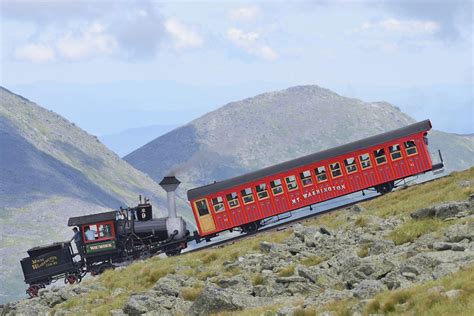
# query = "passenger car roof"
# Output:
<box><xmin>187</xmin><ymin>120</ymin><xmax>432</xmax><ymax>201</ymax></box>
<box><xmin>68</xmin><ymin>211</ymin><xmax>117</xmax><ymax>226</ymax></box>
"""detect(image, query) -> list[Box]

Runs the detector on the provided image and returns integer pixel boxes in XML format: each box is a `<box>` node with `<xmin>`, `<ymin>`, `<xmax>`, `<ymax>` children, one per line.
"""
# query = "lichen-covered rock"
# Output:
<box><xmin>123</xmin><ymin>294</ymin><xmax>172</xmax><ymax>315</ymax></box>
<box><xmin>352</xmin><ymin>280</ymin><xmax>386</xmax><ymax>299</ymax></box>
<box><xmin>411</xmin><ymin>201</ymin><xmax>472</xmax><ymax>220</ymax></box>
<box><xmin>445</xmin><ymin>222</ymin><xmax>474</xmax><ymax>242</ymax></box>
<box><xmin>190</xmin><ymin>283</ymin><xmax>267</xmax><ymax>315</ymax></box>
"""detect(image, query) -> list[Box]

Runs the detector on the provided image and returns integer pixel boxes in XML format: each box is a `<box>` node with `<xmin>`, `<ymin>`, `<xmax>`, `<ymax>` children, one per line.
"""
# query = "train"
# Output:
<box><xmin>20</xmin><ymin>120</ymin><xmax>444</xmax><ymax>297</ymax></box>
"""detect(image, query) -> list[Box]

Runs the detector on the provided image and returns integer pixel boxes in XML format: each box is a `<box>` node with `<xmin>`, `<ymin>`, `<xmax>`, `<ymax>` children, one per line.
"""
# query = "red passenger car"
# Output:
<box><xmin>187</xmin><ymin>120</ymin><xmax>443</xmax><ymax>237</ymax></box>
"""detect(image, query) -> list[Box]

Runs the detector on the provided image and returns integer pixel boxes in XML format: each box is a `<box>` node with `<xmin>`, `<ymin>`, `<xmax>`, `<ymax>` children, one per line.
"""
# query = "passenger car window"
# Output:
<box><xmin>241</xmin><ymin>188</ymin><xmax>255</xmax><ymax>204</ymax></box>
<box><xmin>359</xmin><ymin>153</ymin><xmax>372</xmax><ymax>169</ymax></box>
<box><xmin>212</xmin><ymin>196</ymin><xmax>225</xmax><ymax>212</ymax></box>
<box><xmin>285</xmin><ymin>175</ymin><xmax>298</xmax><ymax>191</ymax></box>
<box><xmin>299</xmin><ymin>170</ymin><xmax>313</xmax><ymax>186</ymax></box>
<box><xmin>255</xmin><ymin>184</ymin><xmax>269</xmax><ymax>200</ymax></box>
<box><xmin>330</xmin><ymin>162</ymin><xmax>342</xmax><ymax>178</ymax></box>
<box><xmin>389</xmin><ymin>144</ymin><xmax>402</xmax><ymax>160</ymax></box>
<box><xmin>271</xmin><ymin>179</ymin><xmax>284</xmax><ymax>195</ymax></box>
<box><xmin>404</xmin><ymin>140</ymin><xmax>418</xmax><ymax>156</ymax></box>
<box><xmin>344</xmin><ymin>157</ymin><xmax>357</xmax><ymax>174</ymax></box>
<box><xmin>374</xmin><ymin>148</ymin><xmax>387</xmax><ymax>165</ymax></box>
<box><xmin>226</xmin><ymin>192</ymin><xmax>240</xmax><ymax>208</ymax></box>
<box><xmin>315</xmin><ymin>166</ymin><xmax>328</xmax><ymax>182</ymax></box>
<box><xmin>195</xmin><ymin>199</ymin><xmax>210</xmax><ymax>216</ymax></box>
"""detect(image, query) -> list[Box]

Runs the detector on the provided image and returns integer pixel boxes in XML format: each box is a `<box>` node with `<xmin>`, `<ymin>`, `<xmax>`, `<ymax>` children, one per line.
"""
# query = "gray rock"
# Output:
<box><xmin>190</xmin><ymin>284</ymin><xmax>265</xmax><ymax>315</ymax></box>
<box><xmin>275</xmin><ymin>276</ymin><xmax>307</xmax><ymax>284</ymax></box>
<box><xmin>320</xmin><ymin>226</ymin><xmax>332</xmax><ymax>236</ymax></box>
<box><xmin>411</xmin><ymin>201</ymin><xmax>471</xmax><ymax>220</ymax></box>
<box><xmin>445</xmin><ymin>222</ymin><xmax>474</xmax><ymax>242</ymax></box>
<box><xmin>277</xmin><ymin>306</ymin><xmax>297</xmax><ymax>315</ymax></box>
<box><xmin>433</xmin><ymin>242</ymin><xmax>452</xmax><ymax>251</ymax></box>
<box><xmin>353</xmin><ymin>280</ymin><xmax>386</xmax><ymax>299</ymax></box>
<box><xmin>427</xmin><ymin>285</ymin><xmax>445</xmax><ymax>295</ymax></box>
<box><xmin>296</xmin><ymin>265</ymin><xmax>319</xmax><ymax>283</ymax></box>
<box><xmin>445</xmin><ymin>289</ymin><xmax>463</xmax><ymax>299</ymax></box>
<box><xmin>260</xmin><ymin>241</ymin><xmax>273</xmax><ymax>253</ymax></box>
<box><xmin>153</xmin><ymin>275</ymin><xmax>185</xmax><ymax>297</ymax></box>
<box><xmin>123</xmin><ymin>294</ymin><xmax>171</xmax><ymax>315</ymax></box>
<box><xmin>402</xmin><ymin>272</ymin><xmax>417</xmax><ymax>280</ymax></box>
<box><xmin>111</xmin><ymin>309</ymin><xmax>127</xmax><ymax>316</ymax></box>
<box><xmin>369</xmin><ymin>239</ymin><xmax>395</xmax><ymax>255</ymax></box>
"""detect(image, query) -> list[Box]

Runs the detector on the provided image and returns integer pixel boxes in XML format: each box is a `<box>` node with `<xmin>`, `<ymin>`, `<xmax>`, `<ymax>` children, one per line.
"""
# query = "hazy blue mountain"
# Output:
<box><xmin>99</xmin><ymin>124</ymin><xmax>179</xmax><ymax>157</ymax></box>
<box><xmin>125</xmin><ymin>85</ymin><xmax>474</xmax><ymax>201</ymax></box>
<box><xmin>0</xmin><ymin>87</ymin><xmax>169</xmax><ymax>304</ymax></box>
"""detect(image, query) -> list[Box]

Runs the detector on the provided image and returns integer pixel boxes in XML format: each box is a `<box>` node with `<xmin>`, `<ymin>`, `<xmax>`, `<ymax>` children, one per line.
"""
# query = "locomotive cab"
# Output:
<box><xmin>68</xmin><ymin>211</ymin><xmax>121</xmax><ymax>259</ymax></box>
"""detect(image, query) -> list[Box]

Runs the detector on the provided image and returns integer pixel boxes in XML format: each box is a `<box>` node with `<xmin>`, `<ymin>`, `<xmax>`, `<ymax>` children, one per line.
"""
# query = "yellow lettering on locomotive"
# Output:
<box><xmin>31</xmin><ymin>256</ymin><xmax>58</xmax><ymax>270</ymax></box>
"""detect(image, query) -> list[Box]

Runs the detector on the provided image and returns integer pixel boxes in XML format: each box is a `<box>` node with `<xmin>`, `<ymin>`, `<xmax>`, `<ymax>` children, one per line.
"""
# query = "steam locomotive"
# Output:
<box><xmin>20</xmin><ymin>177</ymin><xmax>190</xmax><ymax>297</ymax></box>
<box><xmin>20</xmin><ymin>120</ymin><xmax>444</xmax><ymax>297</ymax></box>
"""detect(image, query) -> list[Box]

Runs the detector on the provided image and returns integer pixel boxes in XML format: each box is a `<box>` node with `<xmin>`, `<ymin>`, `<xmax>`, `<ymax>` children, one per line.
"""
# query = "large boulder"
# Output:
<box><xmin>410</xmin><ymin>201</ymin><xmax>472</xmax><ymax>220</ymax></box>
<box><xmin>123</xmin><ymin>294</ymin><xmax>173</xmax><ymax>315</ymax></box>
<box><xmin>190</xmin><ymin>283</ymin><xmax>267</xmax><ymax>315</ymax></box>
<box><xmin>352</xmin><ymin>280</ymin><xmax>386</xmax><ymax>299</ymax></box>
<box><xmin>444</xmin><ymin>222</ymin><xmax>474</xmax><ymax>242</ymax></box>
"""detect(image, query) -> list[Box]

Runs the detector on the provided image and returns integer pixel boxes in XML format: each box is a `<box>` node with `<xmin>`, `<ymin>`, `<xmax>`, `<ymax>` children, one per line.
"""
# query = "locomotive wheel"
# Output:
<box><xmin>165</xmin><ymin>248</ymin><xmax>181</xmax><ymax>257</ymax></box>
<box><xmin>241</xmin><ymin>221</ymin><xmax>260</xmax><ymax>234</ymax></box>
<box><xmin>27</xmin><ymin>284</ymin><xmax>40</xmax><ymax>298</ymax></box>
<box><xmin>377</xmin><ymin>181</ymin><xmax>394</xmax><ymax>195</ymax></box>
<box><xmin>66</xmin><ymin>274</ymin><xmax>77</xmax><ymax>284</ymax></box>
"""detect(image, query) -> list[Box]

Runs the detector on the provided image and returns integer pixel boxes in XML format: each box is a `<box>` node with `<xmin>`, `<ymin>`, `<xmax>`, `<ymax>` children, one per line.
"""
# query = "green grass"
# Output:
<box><xmin>251</xmin><ymin>273</ymin><xmax>265</xmax><ymax>286</ymax></box>
<box><xmin>278</xmin><ymin>264</ymin><xmax>295</xmax><ymax>277</ymax></box>
<box><xmin>181</xmin><ymin>286</ymin><xmax>204</xmax><ymax>301</ymax></box>
<box><xmin>301</xmin><ymin>256</ymin><xmax>327</xmax><ymax>267</ymax></box>
<box><xmin>357</xmin><ymin>244</ymin><xmax>370</xmax><ymax>258</ymax></box>
<box><xmin>388</xmin><ymin>218</ymin><xmax>448</xmax><ymax>245</ymax></box>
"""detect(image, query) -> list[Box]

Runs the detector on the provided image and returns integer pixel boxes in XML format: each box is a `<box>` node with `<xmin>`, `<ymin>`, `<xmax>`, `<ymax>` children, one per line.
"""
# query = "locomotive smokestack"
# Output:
<box><xmin>159</xmin><ymin>176</ymin><xmax>181</xmax><ymax>219</ymax></box>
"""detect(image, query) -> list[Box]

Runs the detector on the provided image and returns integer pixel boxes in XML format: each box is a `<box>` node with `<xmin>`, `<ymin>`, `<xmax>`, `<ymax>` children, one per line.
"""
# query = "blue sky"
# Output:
<box><xmin>1</xmin><ymin>0</ymin><xmax>472</xmax><ymax>135</ymax></box>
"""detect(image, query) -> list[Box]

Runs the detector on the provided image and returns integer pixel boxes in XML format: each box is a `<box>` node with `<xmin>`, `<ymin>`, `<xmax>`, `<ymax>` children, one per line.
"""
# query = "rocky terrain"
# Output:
<box><xmin>2</xmin><ymin>168</ymin><xmax>472</xmax><ymax>315</ymax></box>
<box><xmin>0</xmin><ymin>87</ymin><xmax>168</xmax><ymax>304</ymax></box>
<box><xmin>124</xmin><ymin>85</ymin><xmax>474</xmax><ymax>220</ymax></box>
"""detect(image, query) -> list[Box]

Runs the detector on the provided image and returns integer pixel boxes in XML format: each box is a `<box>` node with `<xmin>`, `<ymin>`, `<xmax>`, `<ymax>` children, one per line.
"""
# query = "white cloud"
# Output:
<box><xmin>227</xmin><ymin>28</ymin><xmax>278</xmax><ymax>61</ymax></box>
<box><xmin>56</xmin><ymin>22</ymin><xmax>117</xmax><ymax>60</ymax></box>
<box><xmin>229</xmin><ymin>6</ymin><xmax>259</xmax><ymax>21</ymax></box>
<box><xmin>357</xmin><ymin>18</ymin><xmax>440</xmax><ymax>36</ymax></box>
<box><xmin>13</xmin><ymin>43</ymin><xmax>55</xmax><ymax>63</ymax></box>
<box><xmin>164</xmin><ymin>18</ymin><xmax>203</xmax><ymax>49</ymax></box>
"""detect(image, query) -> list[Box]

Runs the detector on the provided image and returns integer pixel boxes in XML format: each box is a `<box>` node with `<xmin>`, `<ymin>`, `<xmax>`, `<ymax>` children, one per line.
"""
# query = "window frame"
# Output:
<box><xmin>359</xmin><ymin>153</ymin><xmax>372</xmax><ymax>170</ymax></box>
<box><xmin>389</xmin><ymin>144</ymin><xmax>403</xmax><ymax>161</ymax></box>
<box><xmin>82</xmin><ymin>221</ymin><xmax>115</xmax><ymax>244</ymax></box>
<box><xmin>194</xmin><ymin>199</ymin><xmax>211</xmax><ymax>217</ymax></box>
<box><xmin>241</xmin><ymin>188</ymin><xmax>255</xmax><ymax>205</ymax></box>
<box><xmin>270</xmin><ymin>179</ymin><xmax>284</xmax><ymax>196</ymax></box>
<box><xmin>299</xmin><ymin>170</ymin><xmax>313</xmax><ymax>187</ymax></box>
<box><xmin>211</xmin><ymin>196</ymin><xmax>225</xmax><ymax>213</ymax></box>
<box><xmin>404</xmin><ymin>140</ymin><xmax>418</xmax><ymax>156</ymax></box>
<box><xmin>226</xmin><ymin>192</ymin><xmax>240</xmax><ymax>209</ymax></box>
<box><xmin>315</xmin><ymin>166</ymin><xmax>328</xmax><ymax>183</ymax></box>
<box><xmin>344</xmin><ymin>157</ymin><xmax>358</xmax><ymax>174</ymax></box>
<box><xmin>255</xmin><ymin>184</ymin><xmax>269</xmax><ymax>200</ymax></box>
<box><xmin>374</xmin><ymin>148</ymin><xmax>388</xmax><ymax>165</ymax></box>
<box><xmin>285</xmin><ymin>175</ymin><xmax>299</xmax><ymax>192</ymax></box>
<box><xmin>330</xmin><ymin>162</ymin><xmax>343</xmax><ymax>179</ymax></box>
